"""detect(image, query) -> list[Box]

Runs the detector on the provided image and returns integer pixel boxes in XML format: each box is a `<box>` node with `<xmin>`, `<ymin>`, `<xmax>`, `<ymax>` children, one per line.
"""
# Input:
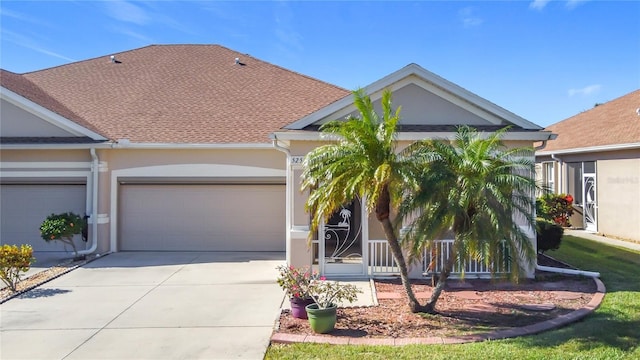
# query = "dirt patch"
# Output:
<box><xmin>275</xmin><ymin>255</ymin><xmax>597</xmax><ymax>339</ymax></box>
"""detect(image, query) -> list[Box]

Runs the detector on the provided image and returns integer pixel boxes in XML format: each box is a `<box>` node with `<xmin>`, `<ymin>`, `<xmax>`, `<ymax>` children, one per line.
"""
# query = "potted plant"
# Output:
<box><xmin>305</xmin><ymin>278</ymin><xmax>361</xmax><ymax>334</ymax></box>
<box><xmin>276</xmin><ymin>265</ymin><xmax>316</xmax><ymax>319</ymax></box>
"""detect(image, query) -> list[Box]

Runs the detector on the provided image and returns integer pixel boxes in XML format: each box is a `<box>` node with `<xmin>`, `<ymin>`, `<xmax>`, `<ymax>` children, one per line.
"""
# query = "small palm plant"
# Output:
<box><xmin>399</xmin><ymin>126</ymin><xmax>538</xmax><ymax>313</ymax></box>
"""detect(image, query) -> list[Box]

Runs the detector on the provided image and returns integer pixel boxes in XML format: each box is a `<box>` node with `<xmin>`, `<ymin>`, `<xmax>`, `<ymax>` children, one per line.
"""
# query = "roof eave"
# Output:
<box><xmin>272</xmin><ymin>130</ymin><xmax>555</xmax><ymax>142</ymax></box>
<box><xmin>537</xmin><ymin>142</ymin><xmax>640</xmax><ymax>156</ymax></box>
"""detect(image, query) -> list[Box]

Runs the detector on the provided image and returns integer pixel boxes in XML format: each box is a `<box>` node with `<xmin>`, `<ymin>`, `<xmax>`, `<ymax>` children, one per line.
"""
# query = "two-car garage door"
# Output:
<box><xmin>118</xmin><ymin>184</ymin><xmax>285</xmax><ymax>251</ymax></box>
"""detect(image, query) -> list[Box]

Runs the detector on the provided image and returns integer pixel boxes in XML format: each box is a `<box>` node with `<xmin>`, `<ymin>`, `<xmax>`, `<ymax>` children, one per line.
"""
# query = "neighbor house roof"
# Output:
<box><xmin>2</xmin><ymin>45</ymin><xmax>348</xmax><ymax>144</ymax></box>
<box><xmin>541</xmin><ymin>89</ymin><xmax>640</xmax><ymax>153</ymax></box>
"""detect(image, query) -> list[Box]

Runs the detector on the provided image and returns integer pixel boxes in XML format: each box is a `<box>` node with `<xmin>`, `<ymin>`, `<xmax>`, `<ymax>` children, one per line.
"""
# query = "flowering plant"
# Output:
<box><xmin>536</xmin><ymin>193</ymin><xmax>574</xmax><ymax>227</ymax></box>
<box><xmin>276</xmin><ymin>265</ymin><xmax>315</xmax><ymax>299</ymax></box>
<box><xmin>307</xmin><ymin>278</ymin><xmax>362</xmax><ymax>309</ymax></box>
<box><xmin>39</xmin><ymin>212</ymin><xmax>85</xmax><ymax>257</ymax></box>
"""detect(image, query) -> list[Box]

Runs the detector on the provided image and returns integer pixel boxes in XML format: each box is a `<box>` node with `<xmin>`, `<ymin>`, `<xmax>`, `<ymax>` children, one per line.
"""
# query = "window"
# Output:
<box><xmin>543</xmin><ymin>162</ymin><xmax>555</xmax><ymax>193</ymax></box>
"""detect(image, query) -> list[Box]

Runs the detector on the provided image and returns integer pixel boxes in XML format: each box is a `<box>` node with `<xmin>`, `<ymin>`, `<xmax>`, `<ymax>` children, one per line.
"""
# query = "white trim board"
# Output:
<box><xmin>272</xmin><ymin>131</ymin><xmax>556</xmax><ymax>142</ymax></box>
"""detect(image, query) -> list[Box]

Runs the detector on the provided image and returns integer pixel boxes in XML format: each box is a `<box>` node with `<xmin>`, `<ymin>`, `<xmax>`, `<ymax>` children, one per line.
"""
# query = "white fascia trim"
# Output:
<box><xmin>0</xmin><ymin>170</ymin><xmax>91</xmax><ymax>178</ymax></box>
<box><xmin>1</xmin><ymin>86</ymin><xmax>107</xmax><ymax>140</ymax></box>
<box><xmin>537</xmin><ymin>142</ymin><xmax>640</xmax><ymax>156</ymax></box>
<box><xmin>0</xmin><ymin>143</ymin><xmax>112</xmax><ymax>150</ymax></box>
<box><xmin>272</xmin><ymin>131</ymin><xmax>556</xmax><ymax>142</ymax></box>
<box><xmin>284</xmin><ymin>64</ymin><xmax>543</xmax><ymax>131</ymax></box>
<box><xmin>111</xmin><ymin>142</ymin><xmax>275</xmax><ymax>149</ymax></box>
<box><xmin>0</xmin><ymin>162</ymin><xmax>91</xmax><ymax>169</ymax></box>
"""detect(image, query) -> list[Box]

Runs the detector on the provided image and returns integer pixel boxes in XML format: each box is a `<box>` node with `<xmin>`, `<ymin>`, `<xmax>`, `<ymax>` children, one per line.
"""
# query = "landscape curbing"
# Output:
<box><xmin>270</xmin><ymin>277</ymin><xmax>606</xmax><ymax>346</ymax></box>
<box><xmin>0</xmin><ymin>253</ymin><xmax>106</xmax><ymax>304</ymax></box>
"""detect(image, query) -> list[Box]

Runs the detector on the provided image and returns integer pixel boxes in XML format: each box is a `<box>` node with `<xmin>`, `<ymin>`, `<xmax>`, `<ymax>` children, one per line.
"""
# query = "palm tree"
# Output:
<box><xmin>301</xmin><ymin>88</ymin><xmax>427</xmax><ymax>313</ymax></box>
<box><xmin>398</xmin><ymin>125</ymin><xmax>537</xmax><ymax>314</ymax></box>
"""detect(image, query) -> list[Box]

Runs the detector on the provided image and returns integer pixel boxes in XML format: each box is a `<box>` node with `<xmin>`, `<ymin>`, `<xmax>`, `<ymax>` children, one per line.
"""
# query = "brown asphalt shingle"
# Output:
<box><xmin>1</xmin><ymin>69</ymin><xmax>103</xmax><ymax>136</ymax></box>
<box><xmin>544</xmin><ymin>89</ymin><xmax>640</xmax><ymax>151</ymax></box>
<box><xmin>3</xmin><ymin>45</ymin><xmax>349</xmax><ymax>143</ymax></box>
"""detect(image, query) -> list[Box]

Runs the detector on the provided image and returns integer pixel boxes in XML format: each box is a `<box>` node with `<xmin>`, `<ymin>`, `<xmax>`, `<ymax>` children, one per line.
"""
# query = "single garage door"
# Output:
<box><xmin>0</xmin><ymin>184</ymin><xmax>86</xmax><ymax>251</ymax></box>
<box><xmin>119</xmin><ymin>184</ymin><xmax>286</xmax><ymax>251</ymax></box>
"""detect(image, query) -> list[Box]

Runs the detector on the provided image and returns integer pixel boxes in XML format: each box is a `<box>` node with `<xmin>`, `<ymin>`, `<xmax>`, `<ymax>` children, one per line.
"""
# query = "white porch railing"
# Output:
<box><xmin>422</xmin><ymin>240</ymin><xmax>511</xmax><ymax>278</ymax></box>
<box><xmin>368</xmin><ymin>239</ymin><xmax>400</xmax><ymax>275</ymax></box>
<box><xmin>367</xmin><ymin>239</ymin><xmax>511</xmax><ymax>278</ymax></box>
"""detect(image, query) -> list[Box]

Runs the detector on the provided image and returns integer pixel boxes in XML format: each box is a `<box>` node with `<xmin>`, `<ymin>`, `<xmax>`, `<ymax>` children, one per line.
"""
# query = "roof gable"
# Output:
<box><xmin>542</xmin><ymin>89</ymin><xmax>640</xmax><ymax>153</ymax></box>
<box><xmin>285</xmin><ymin>63</ymin><xmax>543</xmax><ymax>131</ymax></box>
<box><xmin>1</xmin><ymin>70</ymin><xmax>107</xmax><ymax>142</ymax></box>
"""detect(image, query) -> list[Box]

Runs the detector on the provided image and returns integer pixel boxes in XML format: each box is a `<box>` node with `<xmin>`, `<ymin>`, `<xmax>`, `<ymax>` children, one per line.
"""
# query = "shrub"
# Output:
<box><xmin>40</xmin><ymin>212</ymin><xmax>84</xmax><ymax>257</ymax></box>
<box><xmin>536</xmin><ymin>218</ymin><xmax>564</xmax><ymax>253</ymax></box>
<box><xmin>0</xmin><ymin>244</ymin><xmax>35</xmax><ymax>291</ymax></box>
<box><xmin>536</xmin><ymin>193</ymin><xmax>574</xmax><ymax>227</ymax></box>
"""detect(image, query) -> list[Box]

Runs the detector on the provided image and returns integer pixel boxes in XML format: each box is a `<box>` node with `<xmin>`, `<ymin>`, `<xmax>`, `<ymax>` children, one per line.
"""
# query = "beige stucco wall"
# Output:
<box><xmin>536</xmin><ymin>149</ymin><xmax>640</xmax><ymax>241</ymax></box>
<box><xmin>0</xmin><ymin>99</ymin><xmax>75</xmax><ymax>137</ymax></box>
<box><xmin>0</xmin><ymin>149</ymin><xmax>91</xmax><ymax>162</ymax></box>
<box><xmin>596</xmin><ymin>157</ymin><xmax>640</xmax><ymax>241</ymax></box>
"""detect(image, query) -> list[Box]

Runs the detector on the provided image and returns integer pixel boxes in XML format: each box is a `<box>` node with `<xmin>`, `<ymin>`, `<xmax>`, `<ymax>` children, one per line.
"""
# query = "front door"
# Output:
<box><xmin>320</xmin><ymin>199</ymin><xmax>366</xmax><ymax>276</ymax></box>
<box><xmin>583</xmin><ymin>173</ymin><xmax>597</xmax><ymax>232</ymax></box>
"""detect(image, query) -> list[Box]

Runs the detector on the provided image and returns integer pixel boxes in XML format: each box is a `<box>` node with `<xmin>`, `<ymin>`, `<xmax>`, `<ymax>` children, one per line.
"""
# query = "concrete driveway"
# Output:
<box><xmin>1</xmin><ymin>251</ymin><xmax>285</xmax><ymax>359</ymax></box>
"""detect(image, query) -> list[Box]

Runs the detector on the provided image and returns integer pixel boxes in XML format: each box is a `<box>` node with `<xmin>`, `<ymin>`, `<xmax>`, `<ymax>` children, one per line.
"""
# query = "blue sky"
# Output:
<box><xmin>1</xmin><ymin>1</ymin><xmax>638</xmax><ymax>128</ymax></box>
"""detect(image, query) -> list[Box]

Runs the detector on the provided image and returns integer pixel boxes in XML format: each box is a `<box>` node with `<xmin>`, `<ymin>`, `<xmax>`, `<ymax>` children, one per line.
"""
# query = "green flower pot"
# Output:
<box><xmin>305</xmin><ymin>303</ymin><xmax>337</xmax><ymax>334</ymax></box>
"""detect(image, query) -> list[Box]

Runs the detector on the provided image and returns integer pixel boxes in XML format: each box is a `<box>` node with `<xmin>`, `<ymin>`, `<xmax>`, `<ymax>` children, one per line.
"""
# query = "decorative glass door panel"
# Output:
<box><xmin>583</xmin><ymin>174</ymin><xmax>597</xmax><ymax>232</ymax></box>
<box><xmin>320</xmin><ymin>199</ymin><xmax>365</xmax><ymax>275</ymax></box>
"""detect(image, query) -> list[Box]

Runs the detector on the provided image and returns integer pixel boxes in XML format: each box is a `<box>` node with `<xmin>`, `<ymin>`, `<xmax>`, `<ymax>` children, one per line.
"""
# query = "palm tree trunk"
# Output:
<box><xmin>376</xmin><ymin>185</ymin><xmax>427</xmax><ymax>313</ymax></box>
<box><xmin>423</xmin><ymin>248</ymin><xmax>456</xmax><ymax>314</ymax></box>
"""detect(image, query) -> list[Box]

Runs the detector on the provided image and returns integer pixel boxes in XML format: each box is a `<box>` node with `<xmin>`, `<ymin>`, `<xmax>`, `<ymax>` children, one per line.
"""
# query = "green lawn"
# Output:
<box><xmin>266</xmin><ymin>235</ymin><xmax>640</xmax><ymax>359</ymax></box>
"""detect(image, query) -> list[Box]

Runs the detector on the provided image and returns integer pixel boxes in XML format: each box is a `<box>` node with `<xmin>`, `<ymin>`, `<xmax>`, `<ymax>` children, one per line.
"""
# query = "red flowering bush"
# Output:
<box><xmin>536</xmin><ymin>193</ymin><xmax>575</xmax><ymax>227</ymax></box>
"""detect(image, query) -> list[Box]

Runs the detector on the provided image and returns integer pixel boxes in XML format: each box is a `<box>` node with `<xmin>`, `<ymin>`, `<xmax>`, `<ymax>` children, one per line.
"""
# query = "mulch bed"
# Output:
<box><xmin>275</xmin><ymin>254</ymin><xmax>597</xmax><ymax>339</ymax></box>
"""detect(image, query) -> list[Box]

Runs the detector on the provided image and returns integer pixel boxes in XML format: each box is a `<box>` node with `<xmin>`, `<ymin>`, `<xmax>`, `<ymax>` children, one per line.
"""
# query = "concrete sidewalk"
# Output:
<box><xmin>565</xmin><ymin>229</ymin><xmax>640</xmax><ymax>252</ymax></box>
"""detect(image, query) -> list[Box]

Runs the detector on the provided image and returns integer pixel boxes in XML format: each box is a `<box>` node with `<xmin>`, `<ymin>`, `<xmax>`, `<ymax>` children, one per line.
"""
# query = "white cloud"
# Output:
<box><xmin>459</xmin><ymin>7</ymin><xmax>483</xmax><ymax>28</ymax></box>
<box><xmin>529</xmin><ymin>0</ymin><xmax>551</xmax><ymax>10</ymax></box>
<box><xmin>566</xmin><ymin>0</ymin><xmax>589</xmax><ymax>10</ymax></box>
<box><xmin>0</xmin><ymin>8</ymin><xmax>52</xmax><ymax>27</ymax></box>
<box><xmin>1</xmin><ymin>30</ymin><xmax>76</xmax><ymax>62</ymax></box>
<box><xmin>108</xmin><ymin>26</ymin><xmax>154</xmax><ymax>43</ymax></box>
<box><xmin>273</xmin><ymin>2</ymin><xmax>304</xmax><ymax>55</ymax></box>
<box><xmin>104</xmin><ymin>1</ymin><xmax>150</xmax><ymax>25</ymax></box>
<box><xmin>568</xmin><ymin>84</ymin><xmax>602</xmax><ymax>97</ymax></box>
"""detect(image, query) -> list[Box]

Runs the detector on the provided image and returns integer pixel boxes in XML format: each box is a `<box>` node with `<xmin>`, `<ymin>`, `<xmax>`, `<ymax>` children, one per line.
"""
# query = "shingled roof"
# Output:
<box><xmin>2</xmin><ymin>45</ymin><xmax>349</xmax><ymax>144</ymax></box>
<box><xmin>543</xmin><ymin>89</ymin><xmax>640</xmax><ymax>152</ymax></box>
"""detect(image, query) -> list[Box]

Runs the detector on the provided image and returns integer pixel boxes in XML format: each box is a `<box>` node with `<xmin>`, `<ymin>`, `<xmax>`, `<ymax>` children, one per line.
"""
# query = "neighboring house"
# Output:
<box><xmin>1</xmin><ymin>44</ymin><xmax>554</xmax><ymax>278</ymax></box>
<box><xmin>536</xmin><ymin>90</ymin><xmax>640</xmax><ymax>242</ymax></box>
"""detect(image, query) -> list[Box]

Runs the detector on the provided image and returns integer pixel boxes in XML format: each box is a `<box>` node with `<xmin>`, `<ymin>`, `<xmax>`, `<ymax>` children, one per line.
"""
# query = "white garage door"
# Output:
<box><xmin>119</xmin><ymin>184</ymin><xmax>286</xmax><ymax>251</ymax></box>
<box><xmin>0</xmin><ymin>184</ymin><xmax>86</xmax><ymax>251</ymax></box>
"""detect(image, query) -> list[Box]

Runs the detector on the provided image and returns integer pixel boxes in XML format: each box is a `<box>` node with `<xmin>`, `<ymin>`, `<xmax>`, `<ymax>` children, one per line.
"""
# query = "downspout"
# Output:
<box><xmin>77</xmin><ymin>148</ymin><xmax>99</xmax><ymax>256</ymax></box>
<box><xmin>534</xmin><ymin>139</ymin><xmax>549</xmax><ymax>151</ymax></box>
<box><xmin>271</xmin><ymin>135</ymin><xmax>293</xmax><ymax>265</ymax></box>
<box><xmin>536</xmin><ymin>264</ymin><xmax>600</xmax><ymax>278</ymax></box>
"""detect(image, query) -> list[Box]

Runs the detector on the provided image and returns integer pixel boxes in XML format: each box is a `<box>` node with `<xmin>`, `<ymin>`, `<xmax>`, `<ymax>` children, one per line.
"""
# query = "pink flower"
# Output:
<box><xmin>320</xmin><ymin>276</ymin><xmax>326</xmax><ymax>281</ymax></box>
